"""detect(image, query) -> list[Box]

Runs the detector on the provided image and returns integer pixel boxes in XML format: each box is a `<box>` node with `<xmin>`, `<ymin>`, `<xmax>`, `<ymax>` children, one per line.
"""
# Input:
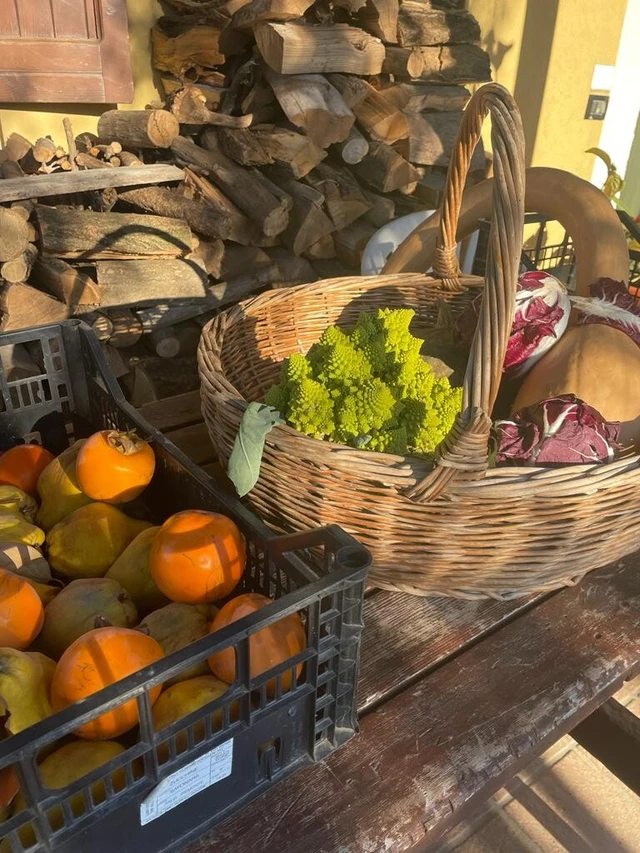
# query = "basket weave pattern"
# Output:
<box><xmin>198</xmin><ymin>84</ymin><xmax>640</xmax><ymax>599</ymax></box>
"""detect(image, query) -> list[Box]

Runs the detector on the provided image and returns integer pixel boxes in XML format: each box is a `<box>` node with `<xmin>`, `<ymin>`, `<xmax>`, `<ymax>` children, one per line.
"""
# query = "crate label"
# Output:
<box><xmin>140</xmin><ymin>739</ymin><xmax>233</xmax><ymax>826</ymax></box>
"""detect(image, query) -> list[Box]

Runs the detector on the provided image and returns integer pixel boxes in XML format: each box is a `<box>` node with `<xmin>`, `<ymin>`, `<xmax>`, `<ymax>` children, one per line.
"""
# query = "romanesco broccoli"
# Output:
<box><xmin>263</xmin><ymin>308</ymin><xmax>463</xmax><ymax>456</ymax></box>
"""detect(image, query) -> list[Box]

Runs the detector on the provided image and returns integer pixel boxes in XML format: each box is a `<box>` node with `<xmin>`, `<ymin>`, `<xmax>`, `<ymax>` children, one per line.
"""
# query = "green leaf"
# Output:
<box><xmin>227</xmin><ymin>403</ymin><xmax>284</xmax><ymax>497</ymax></box>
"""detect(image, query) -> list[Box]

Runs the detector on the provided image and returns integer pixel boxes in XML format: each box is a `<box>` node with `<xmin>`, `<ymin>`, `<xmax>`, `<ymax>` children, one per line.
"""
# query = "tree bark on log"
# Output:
<box><xmin>31</xmin><ymin>257</ymin><xmax>101</xmax><ymax>306</ymax></box>
<box><xmin>354</xmin><ymin>141</ymin><xmax>420</xmax><ymax>192</ymax></box>
<box><xmin>265</xmin><ymin>168</ymin><xmax>335</xmax><ymax>256</ymax></box>
<box><xmin>305</xmin><ymin>162</ymin><xmax>371</xmax><ymax>230</ymax></box>
<box><xmin>383</xmin><ymin>45</ymin><xmax>491</xmax><ymax>83</ymax></box>
<box><xmin>230</xmin><ymin>0</ymin><xmax>314</xmax><ymax>28</ymax></box>
<box><xmin>97</xmin><ymin>110</ymin><xmax>180</xmax><ymax>149</ymax></box>
<box><xmin>396</xmin><ymin>4</ymin><xmax>480</xmax><ymax>47</ymax></box>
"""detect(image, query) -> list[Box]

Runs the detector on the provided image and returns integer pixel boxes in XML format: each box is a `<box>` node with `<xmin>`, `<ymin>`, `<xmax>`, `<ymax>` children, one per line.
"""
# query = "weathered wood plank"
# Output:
<box><xmin>165</xmin><ymin>422</ymin><xmax>217</xmax><ymax>465</ymax></box>
<box><xmin>0</xmin><ymin>164</ymin><xmax>185</xmax><ymax>204</ymax></box>
<box><xmin>138</xmin><ymin>390</ymin><xmax>203</xmax><ymax>432</ymax></box>
<box><xmin>572</xmin><ymin>698</ymin><xmax>640</xmax><ymax>796</ymax></box>
<box><xmin>184</xmin><ymin>554</ymin><xmax>640</xmax><ymax>853</ymax></box>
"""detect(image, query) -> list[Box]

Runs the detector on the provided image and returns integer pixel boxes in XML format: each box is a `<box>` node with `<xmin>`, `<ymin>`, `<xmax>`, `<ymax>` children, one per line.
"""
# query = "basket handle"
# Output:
<box><xmin>406</xmin><ymin>83</ymin><xmax>525</xmax><ymax>504</ymax></box>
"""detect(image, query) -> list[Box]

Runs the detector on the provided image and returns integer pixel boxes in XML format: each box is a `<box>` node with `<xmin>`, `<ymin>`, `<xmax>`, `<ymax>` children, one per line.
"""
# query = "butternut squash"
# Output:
<box><xmin>512</xmin><ymin>325</ymin><xmax>640</xmax><ymax>423</ymax></box>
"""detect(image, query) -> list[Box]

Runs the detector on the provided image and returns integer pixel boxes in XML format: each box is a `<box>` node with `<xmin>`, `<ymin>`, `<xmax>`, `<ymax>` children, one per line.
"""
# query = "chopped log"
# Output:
<box><xmin>145</xmin><ymin>327</ymin><xmax>181</xmax><ymax>359</ymax></box>
<box><xmin>215</xmin><ymin>128</ymin><xmax>272</xmax><ymax>167</ymax></box>
<box><xmin>336</xmin><ymin>126</ymin><xmax>369</xmax><ymax>164</ymax></box>
<box><xmin>264</xmin><ymin>70</ymin><xmax>355</xmax><ymax>149</ymax></box>
<box><xmin>0</xmin><ymin>161</ymin><xmax>25</xmax><ymax>180</ymax></box>
<box><xmin>325</xmin><ymin>74</ymin><xmax>371</xmax><ymax>109</ymax></box>
<box><xmin>2</xmin><ymin>134</ymin><xmax>33</xmax><ymax>163</ymax></box>
<box><xmin>63</xmin><ymin>118</ymin><xmax>78</xmax><ymax>171</ymax></box>
<box><xmin>383</xmin><ymin>45</ymin><xmax>491</xmax><ymax>83</ymax></box>
<box><xmin>33</xmin><ymin>138</ymin><xmax>57</xmax><ymax>164</ymax></box>
<box><xmin>93</xmin><ymin>187</ymin><xmax>118</xmax><ymax>213</ymax></box>
<box><xmin>397</xmin><ymin>111</ymin><xmax>485</xmax><ymax>169</ymax></box>
<box><xmin>220</xmin><ymin>245</ymin><xmax>272</xmax><ymax>280</ymax></box>
<box><xmin>9</xmin><ymin>200</ymin><xmax>34</xmax><ymax>222</ymax></box>
<box><xmin>172</xmin><ymin>136</ymin><xmax>290</xmax><ymax>237</ymax></box>
<box><xmin>32</xmin><ymin>257</ymin><xmax>101</xmax><ymax>306</ymax></box>
<box><xmin>0</xmin><ymin>244</ymin><xmax>38</xmax><ymax>283</ymax></box>
<box><xmin>266</xmin><ymin>169</ymin><xmax>334</xmax><ymax>255</ymax></box>
<box><xmin>396</xmin><ymin>4</ymin><xmax>480</xmax><ymax>47</ymax></box>
<box><xmin>333</xmin><ymin>0</ymin><xmax>367</xmax><ymax>12</ymax></box>
<box><xmin>231</xmin><ymin>0</ymin><xmax>314</xmax><ymax>27</ymax></box>
<box><xmin>0</xmin><ymin>344</ymin><xmax>41</xmax><ymax>380</ymax></box>
<box><xmin>354</xmin><ymin>141</ymin><xmax>420</xmax><ymax>192</ymax></box>
<box><xmin>358</xmin><ymin>0</ymin><xmax>399</xmax><ymax>43</ymax></box>
<box><xmin>151</xmin><ymin>24</ymin><xmax>225</xmax><ymax>77</ymax></box>
<box><xmin>37</xmin><ymin>206</ymin><xmax>193</xmax><ymax>260</ymax></box>
<box><xmin>362</xmin><ymin>188</ymin><xmax>395</xmax><ymax>227</ymax></box>
<box><xmin>255</xmin><ymin>22</ymin><xmax>385</xmax><ymax>75</ymax></box>
<box><xmin>334</xmin><ymin>219</ymin><xmax>377</xmax><ymax>268</ymax></box>
<box><xmin>241</xmin><ymin>75</ymin><xmax>282</xmax><ymax>124</ymax></box>
<box><xmin>97</xmin><ymin>110</ymin><xmax>179</xmax><ymax>149</ymax></box>
<box><xmin>188</xmin><ymin>239</ymin><xmax>225</xmax><ymax>278</ymax></box>
<box><xmin>0</xmin><ymin>209</ymin><xmax>31</xmax><ymax>263</ymax></box>
<box><xmin>94</xmin><ymin>259</ymin><xmax>209</xmax><ymax>307</ymax></box>
<box><xmin>75</xmin><ymin>152</ymin><xmax>114</xmax><ymax>170</ymax></box>
<box><xmin>119</xmin><ymin>151</ymin><xmax>144</xmax><ymax>167</ymax></box>
<box><xmin>87</xmin><ymin>313</ymin><xmax>113</xmax><ymax>341</ymax></box>
<box><xmin>106</xmin><ymin>309</ymin><xmax>144</xmax><ymax>349</ymax></box>
<box><xmin>388</xmin><ymin>82</ymin><xmax>470</xmax><ymax>113</ymax></box>
<box><xmin>136</xmin><ymin>303</ymin><xmax>218</xmax><ymax>333</ymax></box>
<box><xmin>167</xmin><ymin>86</ymin><xmax>253</xmax><ymax>128</ymax></box>
<box><xmin>0</xmin><ymin>283</ymin><xmax>70</xmax><ymax>331</ymax></box>
<box><xmin>75</xmin><ymin>133</ymin><xmax>99</xmax><ymax>154</ymax></box>
<box><xmin>161</xmin><ymin>76</ymin><xmax>226</xmax><ymax>109</ymax></box>
<box><xmin>118</xmin><ymin>184</ymin><xmax>253</xmax><ymax>245</ymax></box>
<box><xmin>24</xmin><ymin>222</ymin><xmax>37</xmax><ymax>242</ymax></box>
<box><xmin>305</xmin><ymin>162</ymin><xmax>370</xmax><ymax>230</ymax></box>
<box><xmin>253</xmin><ymin>126</ymin><xmax>326</xmax><ymax>178</ymax></box>
<box><xmin>355</xmin><ymin>87</ymin><xmax>408</xmax><ymax>143</ymax></box>
<box><xmin>0</xmin><ymin>164</ymin><xmax>185</xmax><ymax>204</ymax></box>
<box><xmin>183</xmin><ymin>169</ymin><xmax>262</xmax><ymax>245</ymax></box>
<box><xmin>304</xmin><ymin>233</ymin><xmax>336</xmax><ymax>260</ymax></box>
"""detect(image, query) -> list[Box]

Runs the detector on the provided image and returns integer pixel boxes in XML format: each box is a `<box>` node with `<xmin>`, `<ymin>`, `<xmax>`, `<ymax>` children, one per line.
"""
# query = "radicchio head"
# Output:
<box><xmin>494</xmin><ymin>394</ymin><xmax>621</xmax><ymax>467</ymax></box>
<box><xmin>571</xmin><ymin>278</ymin><xmax>640</xmax><ymax>346</ymax></box>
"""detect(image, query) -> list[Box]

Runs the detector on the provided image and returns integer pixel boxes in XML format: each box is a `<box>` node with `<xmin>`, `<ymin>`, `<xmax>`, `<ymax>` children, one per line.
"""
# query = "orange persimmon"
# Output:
<box><xmin>150</xmin><ymin>510</ymin><xmax>245</xmax><ymax>605</ymax></box>
<box><xmin>51</xmin><ymin>627</ymin><xmax>164</xmax><ymax>740</ymax></box>
<box><xmin>0</xmin><ymin>568</ymin><xmax>44</xmax><ymax>650</ymax></box>
<box><xmin>0</xmin><ymin>444</ymin><xmax>54</xmax><ymax>497</ymax></box>
<box><xmin>76</xmin><ymin>430</ymin><xmax>155</xmax><ymax>503</ymax></box>
<box><xmin>208</xmin><ymin>593</ymin><xmax>306</xmax><ymax>694</ymax></box>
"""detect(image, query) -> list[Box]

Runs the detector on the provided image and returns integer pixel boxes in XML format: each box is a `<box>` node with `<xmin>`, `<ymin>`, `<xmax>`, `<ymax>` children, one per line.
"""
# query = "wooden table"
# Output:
<box><xmin>142</xmin><ymin>398</ymin><xmax>640</xmax><ymax>853</ymax></box>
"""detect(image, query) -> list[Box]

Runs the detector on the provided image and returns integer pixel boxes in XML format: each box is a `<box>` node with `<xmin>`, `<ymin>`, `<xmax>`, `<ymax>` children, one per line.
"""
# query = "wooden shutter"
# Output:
<box><xmin>0</xmin><ymin>0</ymin><xmax>134</xmax><ymax>103</ymax></box>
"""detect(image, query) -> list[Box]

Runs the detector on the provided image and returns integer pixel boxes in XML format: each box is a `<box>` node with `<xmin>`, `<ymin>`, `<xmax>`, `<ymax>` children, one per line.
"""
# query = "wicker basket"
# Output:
<box><xmin>198</xmin><ymin>83</ymin><xmax>640</xmax><ymax>600</ymax></box>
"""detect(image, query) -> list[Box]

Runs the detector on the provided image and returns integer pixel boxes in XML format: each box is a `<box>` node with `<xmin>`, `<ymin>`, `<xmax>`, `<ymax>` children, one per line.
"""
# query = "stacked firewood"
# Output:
<box><xmin>0</xmin><ymin>0</ymin><xmax>490</xmax><ymax>405</ymax></box>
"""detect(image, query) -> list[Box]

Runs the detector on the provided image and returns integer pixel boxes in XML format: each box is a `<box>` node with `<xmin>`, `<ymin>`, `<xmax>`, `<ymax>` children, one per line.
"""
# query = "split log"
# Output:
<box><xmin>383</xmin><ymin>45</ymin><xmax>491</xmax><ymax>83</ymax></box>
<box><xmin>305</xmin><ymin>162</ymin><xmax>370</xmax><ymax>230</ymax></box>
<box><xmin>9</xmin><ymin>200</ymin><xmax>34</xmax><ymax>222</ymax></box>
<box><xmin>145</xmin><ymin>327</ymin><xmax>181</xmax><ymax>359</ymax></box>
<box><xmin>362</xmin><ymin>189</ymin><xmax>395</xmax><ymax>227</ymax></box>
<box><xmin>188</xmin><ymin>239</ymin><xmax>225</xmax><ymax>278</ymax></box>
<box><xmin>0</xmin><ymin>344</ymin><xmax>41</xmax><ymax>380</ymax></box>
<box><xmin>32</xmin><ymin>257</ymin><xmax>101</xmax><ymax>306</ymax></box>
<box><xmin>336</xmin><ymin>126</ymin><xmax>369</xmax><ymax>164</ymax></box>
<box><xmin>161</xmin><ymin>76</ymin><xmax>226</xmax><ymax>109</ymax></box>
<box><xmin>167</xmin><ymin>87</ymin><xmax>253</xmax><ymax>128</ymax></box>
<box><xmin>397</xmin><ymin>112</ymin><xmax>485</xmax><ymax>169</ymax></box>
<box><xmin>119</xmin><ymin>184</ymin><xmax>254</xmax><ymax>245</ymax></box>
<box><xmin>136</xmin><ymin>303</ymin><xmax>218</xmax><ymax>333</ymax></box>
<box><xmin>304</xmin><ymin>233</ymin><xmax>336</xmax><ymax>260</ymax></box>
<box><xmin>33</xmin><ymin>138</ymin><xmax>57</xmax><ymax>164</ymax></box>
<box><xmin>328</xmin><ymin>74</ymin><xmax>407</xmax><ymax>142</ymax></box>
<box><xmin>326</xmin><ymin>74</ymin><xmax>372</xmax><ymax>109</ymax></box>
<box><xmin>241</xmin><ymin>75</ymin><xmax>282</xmax><ymax>124</ymax></box>
<box><xmin>0</xmin><ymin>244</ymin><xmax>38</xmax><ymax>283</ymax></box>
<box><xmin>255</xmin><ymin>22</ymin><xmax>385</xmax><ymax>75</ymax></box>
<box><xmin>97</xmin><ymin>110</ymin><xmax>179</xmax><ymax>149</ymax></box>
<box><xmin>75</xmin><ymin>152</ymin><xmax>114</xmax><ymax>170</ymax></box>
<box><xmin>184</xmin><ymin>169</ymin><xmax>263</xmax><ymax>245</ymax></box>
<box><xmin>0</xmin><ymin>283</ymin><xmax>70</xmax><ymax>331</ymax></box>
<box><xmin>214</xmin><ymin>128</ymin><xmax>272</xmax><ymax>167</ymax></box>
<box><xmin>252</xmin><ymin>127</ymin><xmax>326</xmax><ymax>178</ymax></box>
<box><xmin>387</xmin><ymin>82</ymin><xmax>470</xmax><ymax>113</ymax></box>
<box><xmin>396</xmin><ymin>4</ymin><xmax>480</xmax><ymax>47</ymax></box>
<box><xmin>37</xmin><ymin>206</ymin><xmax>194</xmax><ymax>260</ymax></box>
<box><xmin>0</xmin><ymin>209</ymin><xmax>31</xmax><ymax>263</ymax></box>
<box><xmin>172</xmin><ymin>136</ymin><xmax>290</xmax><ymax>237</ymax></box>
<box><xmin>105</xmin><ymin>309</ymin><xmax>144</xmax><ymax>349</ymax></box>
<box><xmin>0</xmin><ymin>161</ymin><xmax>25</xmax><ymax>180</ymax></box>
<box><xmin>87</xmin><ymin>313</ymin><xmax>113</xmax><ymax>341</ymax></box>
<box><xmin>0</xmin><ymin>164</ymin><xmax>185</xmax><ymax>204</ymax></box>
<box><xmin>334</xmin><ymin>219</ymin><xmax>377</xmax><ymax>269</ymax></box>
<box><xmin>119</xmin><ymin>152</ymin><xmax>144</xmax><ymax>167</ymax></box>
<box><xmin>358</xmin><ymin>0</ymin><xmax>399</xmax><ymax>43</ymax></box>
<box><xmin>354</xmin><ymin>141</ymin><xmax>420</xmax><ymax>192</ymax></box>
<box><xmin>219</xmin><ymin>245</ymin><xmax>272</xmax><ymax>280</ymax></box>
<box><xmin>2</xmin><ymin>134</ymin><xmax>33</xmax><ymax>163</ymax></box>
<box><xmin>94</xmin><ymin>259</ymin><xmax>209</xmax><ymax>307</ymax></box>
<box><xmin>63</xmin><ymin>118</ymin><xmax>78</xmax><ymax>171</ymax></box>
<box><xmin>263</xmin><ymin>70</ymin><xmax>354</xmax><ymax>149</ymax></box>
<box><xmin>266</xmin><ymin>169</ymin><xmax>335</xmax><ymax>255</ymax></box>
<box><xmin>230</xmin><ymin>0</ymin><xmax>314</xmax><ymax>28</ymax></box>
<box><xmin>151</xmin><ymin>24</ymin><xmax>225</xmax><ymax>77</ymax></box>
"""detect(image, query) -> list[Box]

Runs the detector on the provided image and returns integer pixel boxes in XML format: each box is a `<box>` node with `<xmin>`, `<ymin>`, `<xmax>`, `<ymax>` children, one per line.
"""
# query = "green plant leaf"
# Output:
<box><xmin>227</xmin><ymin>403</ymin><xmax>284</xmax><ymax>497</ymax></box>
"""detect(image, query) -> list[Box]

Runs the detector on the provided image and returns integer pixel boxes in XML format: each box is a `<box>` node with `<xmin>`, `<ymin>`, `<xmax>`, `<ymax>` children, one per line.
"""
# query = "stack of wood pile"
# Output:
<box><xmin>0</xmin><ymin>0</ymin><xmax>490</xmax><ymax>407</ymax></box>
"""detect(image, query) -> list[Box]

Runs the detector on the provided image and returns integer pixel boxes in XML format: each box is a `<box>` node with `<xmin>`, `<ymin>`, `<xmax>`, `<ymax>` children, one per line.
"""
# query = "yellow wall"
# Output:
<box><xmin>468</xmin><ymin>0</ymin><xmax>628</xmax><ymax>178</ymax></box>
<box><xmin>0</xmin><ymin>0</ymin><xmax>162</xmax><ymax>148</ymax></box>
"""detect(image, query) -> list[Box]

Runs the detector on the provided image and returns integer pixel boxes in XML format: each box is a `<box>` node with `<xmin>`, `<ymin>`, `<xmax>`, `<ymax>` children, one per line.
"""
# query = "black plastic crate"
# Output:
<box><xmin>0</xmin><ymin>320</ymin><xmax>370</xmax><ymax>853</ymax></box>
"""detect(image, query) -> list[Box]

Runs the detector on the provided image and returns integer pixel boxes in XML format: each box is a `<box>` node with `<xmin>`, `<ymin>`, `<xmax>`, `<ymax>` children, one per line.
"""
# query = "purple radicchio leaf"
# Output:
<box><xmin>571</xmin><ymin>277</ymin><xmax>640</xmax><ymax>346</ymax></box>
<box><xmin>493</xmin><ymin>394</ymin><xmax>621</xmax><ymax>467</ymax></box>
<box><xmin>455</xmin><ymin>271</ymin><xmax>571</xmax><ymax>378</ymax></box>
